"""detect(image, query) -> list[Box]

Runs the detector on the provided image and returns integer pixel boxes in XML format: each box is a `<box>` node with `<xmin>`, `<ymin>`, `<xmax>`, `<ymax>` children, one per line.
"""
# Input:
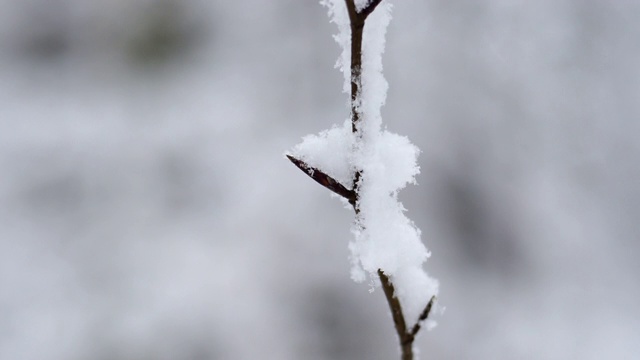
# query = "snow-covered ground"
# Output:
<box><xmin>1</xmin><ymin>1</ymin><xmax>639</xmax><ymax>359</ymax></box>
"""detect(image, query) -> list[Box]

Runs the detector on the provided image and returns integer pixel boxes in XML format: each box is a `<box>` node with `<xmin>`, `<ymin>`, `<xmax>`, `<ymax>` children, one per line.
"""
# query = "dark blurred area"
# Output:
<box><xmin>0</xmin><ymin>0</ymin><xmax>638</xmax><ymax>359</ymax></box>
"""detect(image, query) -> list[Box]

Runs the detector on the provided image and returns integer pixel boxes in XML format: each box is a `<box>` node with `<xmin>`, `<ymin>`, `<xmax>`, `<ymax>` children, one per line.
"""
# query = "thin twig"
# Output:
<box><xmin>360</xmin><ymin>0</ymin><xmax>383</xmax><ymax>18</ymax></box>
<box><xmin>286</xmin><ymin>155</ymin><xmax>356</xmax><ymax>206</ymax></box>
<box><xmin>410</xmin><ymin>295</ymin><xmax>437</xmax><ymax>337</ymax></box>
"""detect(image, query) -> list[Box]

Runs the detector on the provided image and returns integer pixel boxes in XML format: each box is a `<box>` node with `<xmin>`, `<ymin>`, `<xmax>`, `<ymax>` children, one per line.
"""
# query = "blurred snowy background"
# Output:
<box><xmin>1</xmin><ymin>0</ymin><xmax>639</xmax><ymax>359</ymax></box>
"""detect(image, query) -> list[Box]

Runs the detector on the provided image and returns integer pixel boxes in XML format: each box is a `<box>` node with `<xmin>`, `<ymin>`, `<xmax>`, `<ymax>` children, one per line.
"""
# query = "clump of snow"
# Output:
<box><xmin>291</xmin><ymin>0</ymin><xmax>439</xmax><ymax>325</ymax></box>
<box><xmin>356</xmin><ymin>1</ymin><xmax>390</xmax><ymax>142</ymax></box>
<box><xmin>353</xmin><ymin>0</ymin><xmax>372</xmax><ymax>12</ymax></box>
<box><xmin>289</xmin><ymin>120</ymin><xmax>355</xmax><ymax>188</ymax></box>
<box><xmin>320</xmin><ymin>0</ymin><xmax>351</xmax><ymax>95</ymax></box>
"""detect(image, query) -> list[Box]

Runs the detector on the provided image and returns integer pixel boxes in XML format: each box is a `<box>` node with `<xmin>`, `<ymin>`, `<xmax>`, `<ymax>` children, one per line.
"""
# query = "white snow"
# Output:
<box><xmin>290</xmin><ymin>120</ymin><xmax>355</xmax><ymax>188</ymax></box>
<box><xmin>354</xmin><ymin>0</ymin><xmax>376</xmax><ymax>13</ymax></box>
<box><xmin>290</xmin><ymin>0</ymin><xmax>439</xmax><ymax>325</ymax></box>
<box><xmin>320</xmin><ymin>0</ymin><xmax>352</xmax><ymax>96</ymax></box>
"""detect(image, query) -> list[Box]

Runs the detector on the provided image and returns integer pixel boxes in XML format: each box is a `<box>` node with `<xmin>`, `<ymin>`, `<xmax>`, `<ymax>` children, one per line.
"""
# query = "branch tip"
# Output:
<box><xmin>286</xmin><ymin>155</ymin><xmax>356</xmax><ymax>206</ymax></box>
<box><xmin>360</xmin><ymin>0</ymin><xmax>383</xmax><ymax>18</ymax></box>
<box><xmin>410</xmin><ymin>295</ymin><xmax>437</xmax><ymax>337</ymax></box>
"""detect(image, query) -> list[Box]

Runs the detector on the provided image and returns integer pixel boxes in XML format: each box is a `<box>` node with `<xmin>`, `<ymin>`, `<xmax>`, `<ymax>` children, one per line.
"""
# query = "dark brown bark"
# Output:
<box><xmin>286</xmin><ymin>155</ymin><xmax>356</xmax><ymax>206</ymax></box>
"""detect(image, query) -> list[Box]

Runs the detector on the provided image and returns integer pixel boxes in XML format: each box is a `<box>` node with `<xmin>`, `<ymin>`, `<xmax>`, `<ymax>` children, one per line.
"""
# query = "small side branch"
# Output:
<box><xmin>379</xmin><ymin>270</ymin><xmax>436</xmax><ymax>360</ymax></box>
<box><xmin>360</xmin><ymin>0</ymin><xmax>383</xmax><ymax>18</ymax></box>
<box><xmin>346</xmin><ymin>0</ymin><xmax>383</xmax><ymax>20</ymax></box>
<box><xmin>410</xmin><ymin>295</ymin><xmax>437</xmax><ymax>338</ymax></box>
<box><xmin>286</xmin><ymin>155</ymin><xmax>357</xmax><ymax>206</ymax></box>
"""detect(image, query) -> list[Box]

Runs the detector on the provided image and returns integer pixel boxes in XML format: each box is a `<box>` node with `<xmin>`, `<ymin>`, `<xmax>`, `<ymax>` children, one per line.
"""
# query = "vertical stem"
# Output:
<box><xmin>379</xmin><ymin>270</ymin><xmax>414</xmax><ymax>360</ymax></box>
<box><xmin>345</xmin><ymin>0</ymin><xmax>364</xmax><ymax>134</ymax></box>
<box><xmin>350</xmin><ymin>18</ymin><xmax>365</xmax><ymax>134</ymax></box>
<box><xmin>345</xmin><ymin>1</ymin><xmax>365</xmax><ymax>193</ymax></box>
<box><xmin>344</xmin><ymin>2</ymin><xmax>416</xmax><ymax>359</ymax></box>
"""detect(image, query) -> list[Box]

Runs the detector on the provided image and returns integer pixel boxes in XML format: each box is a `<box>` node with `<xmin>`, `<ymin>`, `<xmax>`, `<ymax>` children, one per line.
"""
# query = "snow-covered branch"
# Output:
<box><xmin>286</xmin><ymin>1</ymin><xmax>439</xmax><ymax>358</ymax></box>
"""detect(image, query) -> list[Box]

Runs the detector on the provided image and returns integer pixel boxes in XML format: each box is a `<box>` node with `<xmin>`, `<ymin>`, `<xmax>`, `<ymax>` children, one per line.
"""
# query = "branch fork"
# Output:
<box><xmin>379</xmin><ymin>269</ymin><xmax>437</xmax><ymax>359</ymax></box>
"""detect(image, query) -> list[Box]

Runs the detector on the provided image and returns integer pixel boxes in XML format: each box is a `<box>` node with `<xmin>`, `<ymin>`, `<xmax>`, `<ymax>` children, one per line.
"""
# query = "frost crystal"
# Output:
<box><xmin>291</xmin><ymin>0</ymin><xmax>439</xmax><ymax>324</ymax></box>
